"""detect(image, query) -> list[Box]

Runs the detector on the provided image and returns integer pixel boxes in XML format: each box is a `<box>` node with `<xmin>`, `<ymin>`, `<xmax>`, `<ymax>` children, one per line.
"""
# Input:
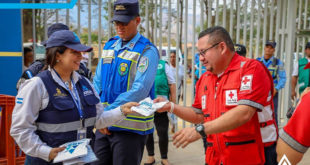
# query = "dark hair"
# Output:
<box><xmin>198</xmin><ymin>26</ymin><xmax>234</xmax><ymax>52</ymax></box>
<box><xmin>44</xmin><ymin>46</ymin><xmax>67</xmax><ymax>69</ymax></box>
<box><xmin>24</xmin><ymin>47</ymin><xmax>32</xmax><ymax>55</ymax></box>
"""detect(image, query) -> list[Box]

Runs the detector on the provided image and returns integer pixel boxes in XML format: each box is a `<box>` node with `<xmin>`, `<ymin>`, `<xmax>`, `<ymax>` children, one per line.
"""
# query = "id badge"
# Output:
<box><xmin>77</xmin><ymin>127</ymin><xmax>87</xmax><ymax>140</ymax></box>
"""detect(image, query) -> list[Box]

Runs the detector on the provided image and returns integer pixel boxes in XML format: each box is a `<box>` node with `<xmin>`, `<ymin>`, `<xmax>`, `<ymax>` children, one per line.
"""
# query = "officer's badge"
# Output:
<box><xmin>138</xmin><ymin>56</ymin><xmax>149</xmax><ymax>73</ymax></box>
<box><xmin>129</xmin><ymin>42</ymin><xmax>135</xmax><ymax>49</ymax></box>
<box><xmin>118</xmin><ymin>63</ymin><xmax>129</xmax><ymax>76</ymax></box>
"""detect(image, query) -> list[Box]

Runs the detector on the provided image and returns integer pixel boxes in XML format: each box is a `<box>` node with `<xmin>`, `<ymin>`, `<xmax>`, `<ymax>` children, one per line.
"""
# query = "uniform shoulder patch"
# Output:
<box><xmin>240</xmin><ymin>75</ymin><xmax>253</xmax><ymax>91</ymax></box>
<box><xmin>138</xmin><ymin>56</ymin><xmax>149</xmax><ymax>73</ymax></box>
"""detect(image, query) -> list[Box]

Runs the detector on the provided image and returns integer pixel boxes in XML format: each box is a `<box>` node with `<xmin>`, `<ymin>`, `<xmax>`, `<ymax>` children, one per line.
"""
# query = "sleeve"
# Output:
<box><xmin>10</xmin><ymin>78</ymin><xmax>52</xmax><ymax>161</ymax></box>
<box><xmin>192</xmin><ymin>76</ymin><xmax>204</xmax><ymax>114</ymax></box>
<box><xmin>105</xmin><ymin>46</ymin><xmax>159</xmax><ymax>110</ymax></box>
<box><xmin>279</xmin><ymin>92</ymin><xmax>310</xmax><ymax>153</ymax></box>
<box><xmin>237</xmin><ymin>61</ymin><xmax>272</xmax><ymax>111</ymax></box>
<box><xmin>92</xmin><ymin>57</ymin><xmax>103</xmax><ymax>95</ymax></box>
<box><xmin>292</xmin><ymin>60</ymin><xmax>299</xmax><ymax>76</ymax></box>
<box><xmin>84</xmin><ymin>78</ymin><xmax>126</xmax><ymax>129</ymax></box>
<box><xmin>165</xmin><ymin>63</ymin><xmax>176</xmax><ymax>84</ymax></box>
<box><xmin>275</xmin><ymin>60</ymin><xmax>287</xmax><ymax>91</ymax></box>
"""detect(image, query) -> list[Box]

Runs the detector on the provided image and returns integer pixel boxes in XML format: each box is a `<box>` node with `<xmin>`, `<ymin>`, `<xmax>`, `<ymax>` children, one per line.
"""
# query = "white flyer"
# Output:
<box><xmin>131</xmin><ymin>97</ymin><xmax>168</xmax><ymax>116</ymax></box>
<box><xmin>53</xmin><ymin>139</ymin><xmax>90</xmax><ymax>163</ymax></box>
<box><xmin>63</xmin><ymin>145</ymin><xmax>98</xmax><ymax>165</ymax></box>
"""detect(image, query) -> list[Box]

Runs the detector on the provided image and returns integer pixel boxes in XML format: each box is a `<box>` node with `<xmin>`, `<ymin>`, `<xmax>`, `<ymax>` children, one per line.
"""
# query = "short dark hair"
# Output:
<box><xmin>198</xmin><ymin>26</ymin><xmax>234</xmax><ymax>51</ymax></box>
<box><xmin>45</xmin><ymin>46</ymin><xmax>67</xmax><ymax>69</ymax></box>
<box><xmin>24</xmin><ymin>47</ymin><xmax>32</xmax><ymax>55</ymax></box>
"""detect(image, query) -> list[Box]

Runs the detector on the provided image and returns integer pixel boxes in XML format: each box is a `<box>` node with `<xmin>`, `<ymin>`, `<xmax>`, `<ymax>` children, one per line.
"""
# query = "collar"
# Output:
<box><xmin>304</xmin><ymin>62</ymin><xmax>310</xmax><ymax>69</ymax></box>
<box><xmin>262</xmin><ymin>56</ymin><xmax>275</xmax><ymax>63</ymax></box>
<box><xmin>112</xmin><ymin>32</ymin><xmax>141</xmax><ymax>51</ymax></box>
<box><xmin>49</xmin><ymin>66</ymin><xmax>81</xmax><ymax>89</ymax></box>
<box><xmin>206</xmin><ymin>53</ymin><xmax>242</xmax><ymax>77</ymax></box>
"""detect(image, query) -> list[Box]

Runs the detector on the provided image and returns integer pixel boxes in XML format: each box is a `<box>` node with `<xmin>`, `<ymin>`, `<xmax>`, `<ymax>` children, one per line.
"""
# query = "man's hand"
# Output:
<box><xmin>49</xmin><ymin>146</ymin><xmax>66</xmax><ymax>161</ymax></box>
<box><xmin>172</xmin><ymin>127</ymin><xmax>201</xmax><ymax>148</ymax></box>
<box><xmin>121</xmin><ymin>102</ymin><xmax>140</xmax><ymax>115</ymax></box>
<box><xmin>99</xmin><ymin>128</ymin><xmax>111</xmax><ymax>135</ymax></box>
<box><xmin>273</xmin><ymin>88</ymin><xmax>278</xmax><ymax>96</ymax></box>
<box><xmin>154</xmin><ymin>97</ymin><xmax>170</xmax><ymax>113</ymax></box>
<box><xmin>291</xmin><ymin>90</ymin><xmax>297</xmax><ymax>100</ymax></box>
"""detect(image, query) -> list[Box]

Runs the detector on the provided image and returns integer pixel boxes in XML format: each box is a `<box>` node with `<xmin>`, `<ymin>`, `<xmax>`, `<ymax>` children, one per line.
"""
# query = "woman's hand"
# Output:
<box><xmin>120</xmin><ymin>102</ymin><xmax>140</xmax><ymax>115</ymax></box>
<box><xmin>49</xmin><ymin>146</ymin><xmax>66</xmax><ymax>161</ymax></box>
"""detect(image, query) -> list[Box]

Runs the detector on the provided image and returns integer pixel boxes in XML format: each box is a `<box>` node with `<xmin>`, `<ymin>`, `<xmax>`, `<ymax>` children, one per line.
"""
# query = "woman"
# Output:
<box><xmin>10</xmin><ymin>30</ymin><xmax>137</xmax><ymax>164</ymax></box>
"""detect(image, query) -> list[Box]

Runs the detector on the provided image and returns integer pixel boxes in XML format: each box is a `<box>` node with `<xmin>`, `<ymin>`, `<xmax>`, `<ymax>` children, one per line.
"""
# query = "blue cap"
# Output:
<box><xmin>306</xmin><ymin>42</ymin><xmax>310</xmax><ymax>49</ymax></box>
<box><xmin>265</xmin><ymin>40</ymin><xmax>276</xmax><ymax>48</ymax></box>
<box><xmin>46</xmin><ymin>30</ymin><xmax>92</xmax><ymax>52</ymax></box>
<box><xmin>42</xmin><ymin>23</ymin><xmax>69</xmax><ymax>46</ymax></box>
<box><xmin>112</xmin><ymin>0</ymin><xmax>139</xmax><ymax>23</ymax></box>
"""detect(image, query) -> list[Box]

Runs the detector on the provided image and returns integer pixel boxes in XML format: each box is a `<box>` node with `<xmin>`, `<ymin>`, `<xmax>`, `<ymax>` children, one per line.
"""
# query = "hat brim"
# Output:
<box><xmin>112</xmin><ymin>15</ymin><xmax>135</xmax><ymax>23</ymax></box>
<box><xmin>304</xmin><ymin>62</ymin><xmax>310</xmax><ymax>69</ymax></box>
<box><xmin>265</xmin><ymin>44</ymin><xmax>275</xmax><ymax>48</ymax></box>
<box><xmin>41</xmin><ymin>40</ymin><xmax>47</xmax><ymax>47</ymax></box>
<box><xmin>65</xmin><ymin>43</ymin><xmax>93</xmax><ymax>52</ymax></box>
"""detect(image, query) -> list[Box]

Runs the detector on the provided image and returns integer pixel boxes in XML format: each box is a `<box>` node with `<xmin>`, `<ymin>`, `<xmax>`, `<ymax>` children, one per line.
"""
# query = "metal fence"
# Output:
<box><xmin>26</xmin><ymin>0</ymin><xmax>310</xmax><ymax>129</ymax></box>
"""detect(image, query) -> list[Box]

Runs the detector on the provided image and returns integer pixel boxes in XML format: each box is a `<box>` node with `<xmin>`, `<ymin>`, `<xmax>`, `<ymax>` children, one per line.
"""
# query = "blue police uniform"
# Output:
<box><xmin>92</xmin><ymin>32</ymin><xmax>159</xmax><ymax>165</ymax></box>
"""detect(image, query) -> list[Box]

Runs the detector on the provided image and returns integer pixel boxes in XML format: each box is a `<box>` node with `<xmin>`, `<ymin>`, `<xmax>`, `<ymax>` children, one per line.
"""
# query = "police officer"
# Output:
<box><xmin>10</xmin><ymin>30</ymin><xmax>137</xmax><ymax>164</ymax></box>
<box><xmin>257</xmin><ymin>40</ymin><xmax>286</xmax><ymax>125</ymax></box>
<box><xmin>291</xmin><ymin>42</ymin><xmax>310</xmax><ymax>99</ymax></box>
<box><xmin>92</xmin><ymin>0</ymin><xmax>159</xmax><ymax>164</ymax></box>
<box><xmin>234</xmin><ymin>43</ymin><xmax>247</xmax><ymax>57</ymax></box>
<box><xmin>155</xmin><ymin>26</ymin><xmax>273</xmax><ymax>165</ymax></box>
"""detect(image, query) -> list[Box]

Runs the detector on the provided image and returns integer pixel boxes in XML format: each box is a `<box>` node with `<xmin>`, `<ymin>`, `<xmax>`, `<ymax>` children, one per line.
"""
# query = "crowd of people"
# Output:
<box><xmin>10</xmin><ymin>0</ymin><xmax>310</xmax><ymax>165</ymax></box>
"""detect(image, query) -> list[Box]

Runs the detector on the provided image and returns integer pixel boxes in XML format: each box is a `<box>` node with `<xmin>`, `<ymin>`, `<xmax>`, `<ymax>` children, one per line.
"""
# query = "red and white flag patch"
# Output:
<box><xmin>225</xmin><ymin>90</ymin><xmax>238</xmax><ymax>106</ymax></box>
<box><xmin>240</xmin><ymin>75</ymin><xmax>253</xmax><ymax>91</ymax></box>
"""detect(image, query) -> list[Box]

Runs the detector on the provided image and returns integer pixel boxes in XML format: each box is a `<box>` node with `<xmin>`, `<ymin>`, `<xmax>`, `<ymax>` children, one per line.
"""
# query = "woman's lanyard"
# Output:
<box><xmin>53</xmin><ymin>69</ymin><xmax>85</xmax><ymax>127</ymax></box>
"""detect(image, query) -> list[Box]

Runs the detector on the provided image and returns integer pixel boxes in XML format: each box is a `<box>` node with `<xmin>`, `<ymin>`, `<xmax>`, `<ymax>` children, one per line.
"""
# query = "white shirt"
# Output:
<box><xmin>170</xmin><ymin>64</ymin><xmax>185</xmax><ymax>90</ymax></box>
<box><xmin>292</xmin><ymin>57</ymin><xmax>310</xmax><ymax>76</ymax></box>
<box><xmin>10</xmin><ymin>68</ymin><xmax>125</xmax><ymax>161</ymax></box>
<box><xmin>165</xmin><ymin>63</ymin><xmax>176</xmax><ymax>85</ymax></box>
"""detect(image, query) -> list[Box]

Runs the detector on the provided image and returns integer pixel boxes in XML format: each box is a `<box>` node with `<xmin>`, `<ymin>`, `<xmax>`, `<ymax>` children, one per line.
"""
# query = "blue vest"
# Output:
<box><xmin>257</xmin><ymin>57</ymin><xmax>280</xmax><ymax>85</ymax></box>
<box><xmin>36</xmin><ymin>70</ymin><xmax>98</xmax><ymax>148</ymax></box>
<box><xmin>99</xmin><ymin>35</ymin><xmax>155</xmax><ymax>135</ymax></box>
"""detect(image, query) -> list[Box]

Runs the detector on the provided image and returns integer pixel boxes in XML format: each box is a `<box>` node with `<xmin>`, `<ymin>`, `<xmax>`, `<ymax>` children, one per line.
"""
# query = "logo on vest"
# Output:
<box><xmin>157</xmin><ymin>64</ymin><xmax>163</xmax><ymax>70</ymax></box>
<box><xmin>118</xmin><ymin>63</ymin><xmax>129</xmax><ymax>76</ymax></box>
<box><xmin>138</xmin><ymin>56</ymin><xmax>149</xmax><ymax>73</ymax></box>
<box><xmin>240</xmin><ymin>75</ymin><xmax>253</xmax><ymax>91</ymax></box>
<box><xmin>82</xmin><ymin>85</ymin><xmax>93</xmax><ymax>96</ymax></box>
<box><xmin>278</xmin><ymin>154</ymin><xmax>291</xmax><ymax>165</ymax></box>
<box><xmin>54</xmin><ymin>88</ymin><xmax>67</xmax><ymax>97</ymax></box>
<box><xmin>225</xmin><ymin>90</ymin><xmax>238</xmax><ymax>105</ymax></box>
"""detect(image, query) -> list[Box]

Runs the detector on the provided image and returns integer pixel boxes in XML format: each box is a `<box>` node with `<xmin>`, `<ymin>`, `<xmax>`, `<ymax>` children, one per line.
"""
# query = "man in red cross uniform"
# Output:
<box><xmin>276</xmin><ymin>61</ymin><xmax>310</xmax><ymax>164</ymax></box>
<box><xmin>155</xmin><ymin>26</ymin><xmax>274</xmax><ymax>165</ymax></box>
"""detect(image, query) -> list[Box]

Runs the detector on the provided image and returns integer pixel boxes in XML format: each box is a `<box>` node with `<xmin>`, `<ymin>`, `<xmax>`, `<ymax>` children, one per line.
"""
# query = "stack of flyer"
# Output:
<box><xmin>53</xmin><ymin>139</ymin><xmax>98</xmax><ymax>165</ymax></box>
<box><xmin>131</xmin><ymin>97</ymin><xmax>168</xmax><ymax>116</ymax></box>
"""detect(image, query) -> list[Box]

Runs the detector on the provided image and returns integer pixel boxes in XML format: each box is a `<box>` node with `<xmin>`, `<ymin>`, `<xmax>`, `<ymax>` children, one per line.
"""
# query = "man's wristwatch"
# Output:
<box><xmin>195</xmin><ymin>124</ymin><xmax>206</xmax><ymax>138</ymax></box>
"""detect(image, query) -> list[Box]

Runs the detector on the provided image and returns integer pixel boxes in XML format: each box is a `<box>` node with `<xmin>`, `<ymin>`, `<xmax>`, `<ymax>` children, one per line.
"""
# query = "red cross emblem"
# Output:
<box><xmin>242</xmin><ymin>76</ymin><xmax>250</xmax><ymax>85</ymax></box>
<box><xmin>229</xmin><ymin>91</ymin><xmax>234</xmax><ymax>99</ymax></box>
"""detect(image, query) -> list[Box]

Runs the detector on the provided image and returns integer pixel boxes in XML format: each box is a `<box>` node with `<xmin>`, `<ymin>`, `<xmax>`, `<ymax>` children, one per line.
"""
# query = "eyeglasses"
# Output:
<box><xmin>199</xmin><ymin>42</ymin><xmax>221</xmax><ymax>56</ymax></box>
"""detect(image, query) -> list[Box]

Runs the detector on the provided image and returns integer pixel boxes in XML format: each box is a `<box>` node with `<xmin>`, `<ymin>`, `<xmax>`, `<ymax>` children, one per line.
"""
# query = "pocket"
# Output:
<box><xmin>52</xmin><ymin>98</ymin><xmax>75</xmax><ymax>111</ymax></box>
<box><xmin>223</xmin><ymin>136</ymin><xmax>262</xmax><ymax>165</ymax></box>
<box><xmin>84</xmin><ymin>94</ymin><xmax>100</xmax><ymax>106</ymax></box>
